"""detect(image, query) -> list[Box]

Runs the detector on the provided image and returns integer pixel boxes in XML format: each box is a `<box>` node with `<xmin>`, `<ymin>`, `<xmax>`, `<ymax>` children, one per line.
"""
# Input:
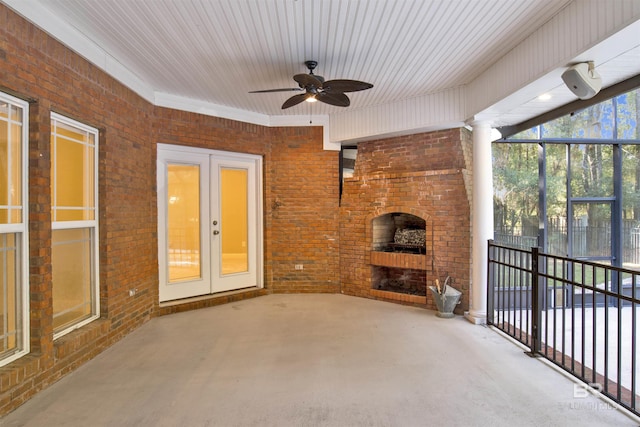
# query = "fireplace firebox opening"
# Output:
<box><xmin>372</xmin><ymin>213</ymin><xmax>427</xmax><ymax>254</ymax></box>
<box><xmin>372</xmin><ymin>266</ymin><xmax>427</xmax><ymax>296</ymax></box>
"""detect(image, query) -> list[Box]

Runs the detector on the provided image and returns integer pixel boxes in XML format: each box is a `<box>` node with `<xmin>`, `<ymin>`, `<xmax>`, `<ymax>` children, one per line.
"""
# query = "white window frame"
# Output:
<box><xmin>0</xmin><ymin>92</ymin><xmax>29</xmax><ymax>367</ymax></box>
<box><xmin>51</xmin><ymin>112</ymin><xmax>99</xmax><ymax>339</ymax></box>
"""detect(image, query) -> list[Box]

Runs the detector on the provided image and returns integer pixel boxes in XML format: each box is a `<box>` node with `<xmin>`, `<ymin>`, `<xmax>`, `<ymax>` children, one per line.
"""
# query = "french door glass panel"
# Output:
<box><xmin>167</xmin><ymin>164</ymin><xmax>202</xmax><ymax>282</ymax></box>
<box><xmin>220</xmin><ymin>168</ymin><xmax>248</xmax><ymax>275</ymax></box>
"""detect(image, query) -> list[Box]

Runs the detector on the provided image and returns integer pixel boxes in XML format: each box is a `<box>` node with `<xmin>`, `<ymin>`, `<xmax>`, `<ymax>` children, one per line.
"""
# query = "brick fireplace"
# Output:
<box><xmin>339</xmin><ymin>128</ymin><xmax>473</xmax><ymax>314</ymax></box>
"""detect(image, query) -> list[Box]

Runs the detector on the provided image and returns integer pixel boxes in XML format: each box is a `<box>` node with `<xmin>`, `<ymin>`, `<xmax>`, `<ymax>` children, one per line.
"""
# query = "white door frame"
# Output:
<box><xmin>157</xmin><ymin>143</ymin><xmax>263</xmax><ymax>302</ymax></box>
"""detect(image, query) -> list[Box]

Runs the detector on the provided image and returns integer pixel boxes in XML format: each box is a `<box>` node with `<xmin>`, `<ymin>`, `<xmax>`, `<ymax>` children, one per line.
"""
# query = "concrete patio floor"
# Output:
<box><xmin>1</xmin><ymin>293</ymin><xmax>637</xmax><ymax>427</ymax></box>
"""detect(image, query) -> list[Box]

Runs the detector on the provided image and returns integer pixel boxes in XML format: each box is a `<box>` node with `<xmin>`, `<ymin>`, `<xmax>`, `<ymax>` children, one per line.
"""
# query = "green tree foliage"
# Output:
<box><xmin>494</xmin><ymin>87</ymin><xmax>640</xmax><ymax>239</ymax></box>
<box><xmin>545</xmin><ymin>144</ymin><xmax>567</xmax><ymax>218</ymax></box>
<box><xmin>493</xmin><ymin>143</ymin><xmax>538</xmax><ymax>234</ymax></box>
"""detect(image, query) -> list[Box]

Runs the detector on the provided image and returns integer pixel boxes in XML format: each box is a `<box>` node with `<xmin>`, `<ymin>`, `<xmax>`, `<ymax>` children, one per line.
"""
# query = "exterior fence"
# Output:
<box><xmin>495</xmin><ymin>218</ymin><xmax>640</xmax><ymax>264</ymax></box>
<box><xmin>487</xmin><ymin>240</ymin><xmax>640</xmax><ymax>417</ymax></box>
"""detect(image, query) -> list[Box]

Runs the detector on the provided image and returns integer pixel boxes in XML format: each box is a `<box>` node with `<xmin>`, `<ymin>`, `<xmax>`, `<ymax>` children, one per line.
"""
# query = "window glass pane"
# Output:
<box><xmin>546</xmin><ymin>144</ymin><xmax>568</xmax><ymax>255</ymax></box>
<box><xmin>52</xmin><ymin>118</ymin><xmax>96</xmax><ymax>222</ymax></box>
<box><xmin>9</xmin><ymin>209</ymin><xmax>21</xmax><ymax>224</ymax></box>
<box><xmin>10</xmin><ymin>105</ymin><xmax>21</xmax><ymax>123</ymax></box>
<box><xmin>221</xmin><ymin>168</ymin><xmax>248</xmax><ymax>274</ymax></box>
<box><xmin>0</xmin><ymin>233</ymin><xmax>20</xmax><ymax>357</ymax></box>
<box><xmin>86</xmin><ymin>144</ymin><xmax>95</xmax><ymax>218</ymax></box>
<box><xmin>0</xmin><ymin>119</ymin><xmax>7</xmax><ymax>209</ymax></box>
<box><xmin>492</xmin><ymin>143</ymin><xmax>539</xmax><ymax>248</ymax></box>
<box><xmin>622</xmin><ymin>146</ymin><xmax>640</xmax><ymax>267</ymax></box>
<box><xmin>510</xmin><ymin>126</ymin><xmax>540</xmax><ymax>140</ymax></box>
<box><xmin>52</xmin><ymin>228</ymin><xmax>93</xmax><ymax>333</ymax></box>
<box><xmin>541</xmin><ymin>101</ymin><xmax>614</xmax><ymax>139</ymax></box>
<box><xmin>571</xmin><ymin>202</ymin><xmax>611</xmax><ymax>258</ymax></box>
<box><xmin>55</xmin><ymin>120</ymin><xmax>88</xmax><ymax>142</ymax></box>
<box><xmin>10</xmin><ymin>122</ymin><xmax>22</xmax><ymax>214</ymax></box>
<box><xmin>569</xmin><ymin>144</ymin><xmax>613</xmax><ymax>197</ymax></box>
<box><xmin>167</xmin><ymin>164</ymin><xmax>201</xmax><ymax>282</ymax></box>
<box><xmin>55</xmin><ymin>136</ymin><xmax>86</xmax><ymax>207</ymax></box>
<box><xmin>54</xmin><ymin>210</ymin><xmax>90</xmax><ymax>222</ymax></box>
<box><xmin>54</xmin><ymin>137</ymin><xmax>85</xmax><ymax>208</ymax></box>
<box><xmin>617</xmin><ymin>89</ymin><xmax>639</xmax><ymax>140</ymax></box>
<box><xmin>0</xmin><ymin>104</ymin><xmax>23</xmax><ymax>226</ymax></box>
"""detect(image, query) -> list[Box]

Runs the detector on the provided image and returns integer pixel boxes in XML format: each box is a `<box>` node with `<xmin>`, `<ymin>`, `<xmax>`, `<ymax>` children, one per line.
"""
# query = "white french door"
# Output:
<box><xmin>157</xmin><ymin>145</ymin><xmax>262</xmax><ymax>302</ymax></box>
<box><xmin>210</xmin><ymin>156</ymin><xmax>259</xmax><ymax>292</ymax></box>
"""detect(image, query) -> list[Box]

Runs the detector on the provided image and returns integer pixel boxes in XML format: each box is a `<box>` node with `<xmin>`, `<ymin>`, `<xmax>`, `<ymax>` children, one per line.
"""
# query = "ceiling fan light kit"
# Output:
<box><xmin>250</xmin><ymin>60</ymin><xmax>373</xmax><ymax>109</ymax></box>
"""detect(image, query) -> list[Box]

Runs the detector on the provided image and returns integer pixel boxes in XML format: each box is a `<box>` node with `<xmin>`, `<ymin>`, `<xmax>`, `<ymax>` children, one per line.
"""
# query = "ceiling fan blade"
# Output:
<box><xmin>317</xmin><ymin>92</ymin><xmax>350</xmax><ymax>107</ymax></box>
<box><xmin>293</xmin><ymin>73</ymin><xmax>323</xmax><ymax>88</ymax></box>
<box><xmin>249</xmin><ymin>88</ymin><xmax>302</xmax><ymax>93</ymax></box>
<box><xmin>281</xmin><ymin>93</ymin><xmax>313</xmax><ymax>109</ymax></box>
<box><xmin>322</xmin><ymin>79</ymin><xmax>373</xmax><ymax>93</ymax></box>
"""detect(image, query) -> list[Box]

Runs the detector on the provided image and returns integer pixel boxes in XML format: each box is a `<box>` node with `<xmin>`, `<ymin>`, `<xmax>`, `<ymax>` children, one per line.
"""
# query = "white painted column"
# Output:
<box><xmin>465</xmin><ymin>121</ymin><xmax>493</xmax><ymax>325</ymax></box>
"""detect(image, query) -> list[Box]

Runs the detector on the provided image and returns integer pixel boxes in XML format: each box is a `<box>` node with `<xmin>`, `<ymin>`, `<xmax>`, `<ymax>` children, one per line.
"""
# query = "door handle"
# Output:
<box><xmin>213</xmin><ymin>230</ymin><xmax>220</xmax><ymax>235</ymax></box>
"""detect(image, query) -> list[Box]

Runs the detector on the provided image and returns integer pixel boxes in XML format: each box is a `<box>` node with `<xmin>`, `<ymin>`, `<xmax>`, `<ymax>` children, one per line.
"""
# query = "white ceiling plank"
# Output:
<box><xmin>3</xmin><ymin>0</ymin><xmax>639</xmax><ymax>143</ymax></box>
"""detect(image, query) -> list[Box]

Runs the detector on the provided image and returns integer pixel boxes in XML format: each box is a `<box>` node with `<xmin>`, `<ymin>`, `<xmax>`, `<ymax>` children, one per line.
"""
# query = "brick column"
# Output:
<box><xmin>465</xmin><ymin>121</ymin><xmax>493</xmax><ymax>325</ymax></box>
<box><xmin>28</xmin><ymin>100</ymin><xmax>54</xmax><ymax>359</ymax></box>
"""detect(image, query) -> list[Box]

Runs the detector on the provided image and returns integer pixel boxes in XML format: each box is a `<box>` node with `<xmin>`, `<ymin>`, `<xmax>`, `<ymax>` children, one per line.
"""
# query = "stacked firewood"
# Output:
<box><xmin>393</xmin><ymin>228</ymin><xmax>426</xmax><ymax>246</ymax></box>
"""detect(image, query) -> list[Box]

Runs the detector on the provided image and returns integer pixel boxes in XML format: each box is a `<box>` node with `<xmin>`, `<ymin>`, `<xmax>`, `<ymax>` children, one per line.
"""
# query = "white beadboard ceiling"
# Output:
<box><xmin>4</xmin><ymin>0</ymin><xmax>640</xmax><ymax>142</ymax></box>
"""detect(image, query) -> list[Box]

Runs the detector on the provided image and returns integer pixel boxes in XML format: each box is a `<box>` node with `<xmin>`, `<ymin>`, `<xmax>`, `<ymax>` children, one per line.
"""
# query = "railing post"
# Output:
<box><xmin>487</xmin><ymin>240</ymin><xmax>494</xmax><ymax>325</ymax></box>
<box><xmin>611</xmin><ymin>269</ymin><xmax>620</xmax><ymax>308</ymax></box>
<box><xmin>526</xmin><ymin>246</ymin><xmax>541</xmax><ymax>357</ymax></box>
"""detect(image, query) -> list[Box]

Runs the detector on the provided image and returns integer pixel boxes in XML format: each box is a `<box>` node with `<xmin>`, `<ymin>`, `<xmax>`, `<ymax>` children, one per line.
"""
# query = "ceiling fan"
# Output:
<box><xmin>250</xmin><ymin>60</ymin><xmax>373</xmax><ymax>109</ymax></box>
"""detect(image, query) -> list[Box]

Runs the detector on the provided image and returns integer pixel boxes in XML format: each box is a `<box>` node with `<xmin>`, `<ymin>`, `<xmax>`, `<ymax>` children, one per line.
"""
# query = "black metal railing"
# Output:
<box><xmin>487</xmin><ymin>240</ymin><xmax>640</xmax><ymax>416</ymax></box>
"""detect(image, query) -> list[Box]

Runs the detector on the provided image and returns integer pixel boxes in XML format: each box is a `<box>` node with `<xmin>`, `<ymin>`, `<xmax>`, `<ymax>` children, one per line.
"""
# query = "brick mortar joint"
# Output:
<box><xmin>345</xmin><ymin>168</ymin><xmax>464</xmax><ymax>183</ymax></box>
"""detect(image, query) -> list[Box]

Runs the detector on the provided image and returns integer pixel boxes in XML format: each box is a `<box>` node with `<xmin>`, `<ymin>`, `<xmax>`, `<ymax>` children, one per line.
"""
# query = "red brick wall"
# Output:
<box><xmin>0</xmin><ymin>5</ymin><xmax>339</xmax><ymax>415</ymax></box>
<box><xmin>340</xmin><ymin>129</ymin><xmax>472</xmax><ymax>312</ymax></box>
<box><xmin>268</xmin><ymin>127</ymin><xmax>340</xmax><ymax>293</ymax></box>
<box><xmin>354</xmin><ymin>130</ymin><xmax>467</xmax><ymax>176</ymax></box>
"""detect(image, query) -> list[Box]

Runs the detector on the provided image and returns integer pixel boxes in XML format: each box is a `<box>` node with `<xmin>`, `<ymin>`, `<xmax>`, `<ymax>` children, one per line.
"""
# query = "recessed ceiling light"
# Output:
<box><xmin>538</xmin><ymin>93</ymin><xmax>552</xmax><ymax>101</ymax></box>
